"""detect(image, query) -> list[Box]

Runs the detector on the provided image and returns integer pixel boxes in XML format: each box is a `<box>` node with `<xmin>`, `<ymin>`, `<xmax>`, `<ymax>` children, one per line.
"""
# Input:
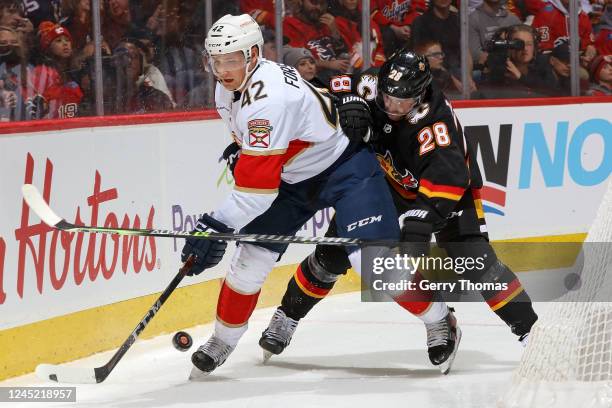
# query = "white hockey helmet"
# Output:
<box><xmin>205</xmin><ymin>14</ymin><xmax>264</xmax><ymax>63</ymax></box>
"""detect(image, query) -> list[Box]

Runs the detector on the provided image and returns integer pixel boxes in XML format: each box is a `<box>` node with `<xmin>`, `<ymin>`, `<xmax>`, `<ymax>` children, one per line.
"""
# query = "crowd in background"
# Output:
<box><xmin>0</xmin><ymin>0</ymin><xmax>610</xmax><ymax>121</ymax></box>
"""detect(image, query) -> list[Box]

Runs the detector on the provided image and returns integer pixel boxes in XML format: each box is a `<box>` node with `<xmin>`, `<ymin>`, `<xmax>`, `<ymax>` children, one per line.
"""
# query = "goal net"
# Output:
<box><xmin>499</xmin><ymin>179</ymin><xmax>612</xmax><ymax>408</ymax></box>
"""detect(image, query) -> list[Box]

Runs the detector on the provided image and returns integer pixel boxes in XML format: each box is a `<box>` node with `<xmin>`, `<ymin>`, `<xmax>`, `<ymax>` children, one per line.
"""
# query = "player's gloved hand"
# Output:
<box><xmin>399</xmin><ymin>214</ymin><xmax>433</xmax><ymax>260</ymax></box>
<box><xmin>219</xmin><ymin>142</ymin><xmax>241</xmax><ymax>175</ymax></box>
<box><xmin>181</xmin><ymin>214</ymin><xmax>233</xmax><ymax>276</ymax></box>
<box><xmin>337</xmin><ymin>94</ymin><xmax>373</xmax><ymax>143</ymax></box>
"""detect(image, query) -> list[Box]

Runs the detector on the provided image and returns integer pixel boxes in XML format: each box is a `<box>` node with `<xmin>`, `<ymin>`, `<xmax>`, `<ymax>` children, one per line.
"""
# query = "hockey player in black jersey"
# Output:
<box><xmin>258</xmin><ymin>48</ymin><xmax>538</xmax><ymax>371</ymax></box>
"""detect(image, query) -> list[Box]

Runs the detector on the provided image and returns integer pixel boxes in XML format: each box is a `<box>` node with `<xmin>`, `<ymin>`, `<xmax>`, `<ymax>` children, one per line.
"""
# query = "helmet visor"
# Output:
<box><xmin>204</xmin><ymin>51</ymin><xmax>247</xmax><ymax>76</ymax></box>
<box><xmin>375</xmin><ymin>91</ymin><xmax>418</xmax><ymax>118</ymax></box>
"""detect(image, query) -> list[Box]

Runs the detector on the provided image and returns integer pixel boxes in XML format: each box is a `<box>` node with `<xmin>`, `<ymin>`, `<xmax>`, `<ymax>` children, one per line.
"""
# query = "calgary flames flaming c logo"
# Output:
<box><xmin>376</xmin><ymin>150</ymin><xmax>418</xmax><ymax>190</ymax></box>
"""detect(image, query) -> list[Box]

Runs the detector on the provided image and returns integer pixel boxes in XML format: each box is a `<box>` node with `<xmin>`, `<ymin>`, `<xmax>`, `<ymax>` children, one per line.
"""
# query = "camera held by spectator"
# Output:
<box><xmin>481</xmin><ymin>24</ymin><xmax>559</xmax><ymax>97</ymax></box>
<box><xmin>484</xmin><ymin>29</ymin><xmax>526</xmax><ymax>82</ymax></box>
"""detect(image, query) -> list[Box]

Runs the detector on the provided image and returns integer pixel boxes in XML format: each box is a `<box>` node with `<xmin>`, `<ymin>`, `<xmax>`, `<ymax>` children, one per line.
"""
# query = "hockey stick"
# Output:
<box><xmin>35</xmin><ymin>256</ymin><xmax>195</xmax><ymax>384</ymax></box>
<box><xmin>21</xmin><ymin>184</ymin><xmax>363</xmax><ymax>246</ymax></box>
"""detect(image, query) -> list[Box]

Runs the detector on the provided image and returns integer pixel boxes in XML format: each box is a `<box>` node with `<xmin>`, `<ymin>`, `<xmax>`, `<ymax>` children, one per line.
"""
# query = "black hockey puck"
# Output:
<box><xmin>172</xmin><ymin>331</ymin><xmax>193</xmax><ymax>352</ymax></box>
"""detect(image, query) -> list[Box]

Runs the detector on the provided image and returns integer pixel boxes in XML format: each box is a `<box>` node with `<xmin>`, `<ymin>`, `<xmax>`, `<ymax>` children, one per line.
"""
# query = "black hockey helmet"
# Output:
<box><xmin>376</xmin><ymin>48</ymin><xmax>432</xmax><ymax>113</ymax></box>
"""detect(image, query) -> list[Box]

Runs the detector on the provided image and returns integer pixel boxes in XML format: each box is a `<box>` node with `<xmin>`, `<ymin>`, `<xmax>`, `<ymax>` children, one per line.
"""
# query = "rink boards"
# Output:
<box><xmin>0</xmin><ymin>98</ymin><xmax>610</xmax><ymax>379</ymax></box>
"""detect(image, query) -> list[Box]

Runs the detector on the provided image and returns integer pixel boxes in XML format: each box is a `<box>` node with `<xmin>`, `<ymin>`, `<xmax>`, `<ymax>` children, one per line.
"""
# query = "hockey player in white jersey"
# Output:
<box><xmin>183</xmin><ymin>14</ymin><xmax>402</xmax><ymax>379</ymax></box>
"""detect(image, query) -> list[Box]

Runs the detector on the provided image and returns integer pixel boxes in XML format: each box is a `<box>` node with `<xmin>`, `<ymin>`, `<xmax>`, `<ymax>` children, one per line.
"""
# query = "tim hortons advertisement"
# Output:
<box><xmin>0</xmin><ymin>102</ymin><xmax>609</xmax><ymax>329</ymax></box>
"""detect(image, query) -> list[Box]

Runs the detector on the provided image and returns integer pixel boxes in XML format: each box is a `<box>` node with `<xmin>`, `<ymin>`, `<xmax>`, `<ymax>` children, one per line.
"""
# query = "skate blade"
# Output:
<box><xmin>438</xmin><ymin>326</ymin><xmax>462</xmax><ymax>375</ymax></box>
<box><xmin>188</xmin><ymin>365</ymin><xmax>212</xmax><ymax>381</ymax></box>
<box><xmin>262</xmin><ymin>350</ymin><xmax>273</xmax><ymax>364</ymax></box>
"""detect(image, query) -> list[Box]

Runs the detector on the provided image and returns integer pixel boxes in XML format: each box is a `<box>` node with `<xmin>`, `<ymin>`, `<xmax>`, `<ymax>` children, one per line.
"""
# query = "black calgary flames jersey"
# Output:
<box><xmin>330</xmin><ymin>70</ymin><xmax>484</xmax><ymax>229</ymax></box>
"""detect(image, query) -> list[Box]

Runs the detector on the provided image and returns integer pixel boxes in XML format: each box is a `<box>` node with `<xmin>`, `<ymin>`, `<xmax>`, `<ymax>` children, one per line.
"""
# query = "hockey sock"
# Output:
<box><xmin>393</xmin><ymin>271</ymin><xmax>449</xmax><ymax>323</ymax></box>
<box><xmin>280</xmin><ymin>258</ymin><xmax>336</xmax><ymax>321</ymax></box>
<box><xmin>476</xmin><ymin>261</ymin><xmax>538</xmax><ymax>337</ymax></box>
<box><xmin>215</xmin><ymin>280</ymin><xmax>260</xmax><ymax>347</ymax></box>
<box><xmin>494</xmin><ymin>299</ymin><xmax>538</xmax><ymax>337</ymax></box>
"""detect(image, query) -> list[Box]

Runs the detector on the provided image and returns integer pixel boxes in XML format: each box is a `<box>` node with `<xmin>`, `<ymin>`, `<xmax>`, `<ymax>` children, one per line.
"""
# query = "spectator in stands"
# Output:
<box><xmin>532</xmin><ymin>0</ymin><xmax>597</xmax><ymax>66</ymax></box>
<box><xmin>283</xmin><ymin>46</ymin><xmax>319</xmax><ymax>82</ymax></box>
<box><xmin>0</xmin><ymin>25</ymin><xmax>31</xmax><ymax>120</ymax></box>
<box><xmin>412</xmin><ymin>0</ymin><xmax>464</xmax><ymax>77</ymax></box>
<box><xmin>109</xmin><ymin>39</ymin><xmax>174</xmax><ymax>114</ymax></box>
<box><xmin>186</xmin><ymin>0</ymin><xmax>240</xmax><ymax>47</ymax></box>
<box><xmin>283</xmin><ymin>0</ymin><xmax>354</xmax><ymax>82</ymax></box>
<box><xmin>469</xmin><ymin>0</ymin><xmax>521</xmax><ymax>69</ymax></box>
<box><xmin>241</xmin><ymin>0</ymin><xmax>276</xmax><ymax>28</ymax></box>
<box><xmin>586</xmin><ymin>54</ymin><xmax>612</xmax><ymax>95</ymax></box>
<box><xmin>594</xmin><ymin>3</ymin><xmax>611</xmax><ymax>55</ymax></box>
<box><xmin>548</xmin><ymin>40</ymin><xmax>572</xmax><ymax>94</ymax></box>
<box><xmin>70</xmin><ymin>38</ymin><xmax>113</xmax><ymax>115</ymax></box>
<box><xmin>481</xmin><ymin>24</ymin><xmax>558</xmax><ymax>97</ymax></box>
<box><xmin>147</xmin><ymin>1</ymin><xmax>198</xmax><ymax>108</ymax></box>
<box><xmin>468</xmin><ymin>0</ymin><xmax>547</xmax><ymax>20</ymax></box>
<box><xmin>330</xmin><ymin>0</ymin><xmax>386</xmax><ymax>67</ymax></box>
<box><xmin>370</xmin><ymin>0</ymin><xmax>426</xmax><ymax>56</ymax></box>
<box><xmin>103</xmin><ymin>0</ymin><xmax>132</xmax><ymax>49</ymax></box>
<box><xmin>63</xmin><ymin>0</ymin><xmax>106</xmax><ymax>51</ymax></box>
<box><xmin>262</xmin><ymin>27</ymin><xmax>279</xmax><ymax>61</ymax></box>
<box><xmin>183</xmin><ymin>49</ymin><xmax>214</xmax><ymax>110</ymax></box>
<box><xmin>0</xmin><ymin>0</ymin><xmax>34</xmax><ymax>52</ymax></box>
<box><xmin>415</xmin><ymin>39</ymin><xmax>463</xmax><ymax>96</ymax></box>
<box><xmin>23</xmin><ymin>0</ymin><xmax>63</xmax><ymax>29</ymax></box>
<box><xmin>29</xmin><ymin>21</ymin><xmax>83</xmax><ymax>118</ymax></box>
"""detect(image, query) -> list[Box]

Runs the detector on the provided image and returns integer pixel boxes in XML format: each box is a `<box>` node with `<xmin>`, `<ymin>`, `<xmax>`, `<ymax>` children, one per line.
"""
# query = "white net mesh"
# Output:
<box><xmin>500</xmin><ymin>179</ymin><xmax>612</xmax><ymax>408</ymax></box>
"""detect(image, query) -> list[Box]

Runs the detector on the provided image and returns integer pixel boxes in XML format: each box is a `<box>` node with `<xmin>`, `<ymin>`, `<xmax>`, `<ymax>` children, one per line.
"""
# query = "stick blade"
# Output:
<box><xmin>21</xmin><ymin>184</ymin><xmax>63</xmax><ymax>227</ymax></box>
<box><xmin>35</xmin><ymin>364</ymin><xmax>98</xmax><ymax>384</ymax></box>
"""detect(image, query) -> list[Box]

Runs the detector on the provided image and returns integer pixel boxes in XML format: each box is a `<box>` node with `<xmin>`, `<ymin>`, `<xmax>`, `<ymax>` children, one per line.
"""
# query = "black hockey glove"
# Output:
<box><xmin>399</xmin><ymin>213</ymin><xmax>434</xmax><ymax>258</ymax></box>
<box><xmin>181</xmin><ymin>214</ymin><xmax>233</xmax><ymax>276</ymax></box>
<box><xmin>219</xmin><ymin>142</ymin><xmax>241</xmax><ymax>175</ymax></box>
<box><xmin>337</xmin><ymin>94</ymin><xmax>373</xmax><ymax>143</ymax></box>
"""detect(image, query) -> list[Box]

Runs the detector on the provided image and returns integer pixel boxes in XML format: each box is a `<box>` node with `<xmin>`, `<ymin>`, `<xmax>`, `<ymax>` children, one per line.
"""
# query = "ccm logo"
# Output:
<box><xmin>347</xmin><ymin>215</ymin><xmax>382</xmax><ymax>231</ymax></box>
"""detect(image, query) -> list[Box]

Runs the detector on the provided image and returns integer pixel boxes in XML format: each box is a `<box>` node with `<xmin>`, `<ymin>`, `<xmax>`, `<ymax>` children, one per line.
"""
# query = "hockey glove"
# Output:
<box><xmin>399</xmin><ymin>214</ymin><xmax>434</xmax><ymax>259</ymax></box>
<box><xmin>337</xmin><ymin>94</ymin><xmax>373</xmax><ymax>143</ymax></box>
<box><xmin>219</xmin><ymin>142</ymin><xmax>241</xmax><ymax>176</ymax></box>
<box><xmin>181</xmin><ymin>214</ymin><xmax>233</xmax><ymax>276</ymax></box>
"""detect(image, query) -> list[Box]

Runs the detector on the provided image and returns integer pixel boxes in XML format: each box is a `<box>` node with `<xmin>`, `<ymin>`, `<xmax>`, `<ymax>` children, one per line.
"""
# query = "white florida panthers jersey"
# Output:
<box><xmin>213</xmin><ymin>59</ymin><xmax>350</xmax><ymax>231</ymax></box>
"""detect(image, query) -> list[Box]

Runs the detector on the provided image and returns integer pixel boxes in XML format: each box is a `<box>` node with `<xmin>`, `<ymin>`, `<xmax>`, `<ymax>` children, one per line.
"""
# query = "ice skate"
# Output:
<box><xmin>189</xmin><ymin>335</ymin><xmax>234</xmax><ymax>380</ymax></box>
<box><xmin>426</xmin><ymin>307</ymin><xmax>461</xmax><ymax>375</ymax></box>
<box><xmin>259</xmin><ymin>308</ymin><xmax>299</xmax><ymax>363</ymax></box>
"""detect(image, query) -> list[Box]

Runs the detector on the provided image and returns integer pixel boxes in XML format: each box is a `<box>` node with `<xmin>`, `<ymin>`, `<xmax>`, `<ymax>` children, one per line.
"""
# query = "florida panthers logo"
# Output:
<box><xmin>248</xmin><ymin>119</ymin><xmax>272</xmax><ymax>148</ymax></box>
<box><xmin>376</xmin><ymin>150</ymin><xmax>418</xmax><ymax>189</ymax></box>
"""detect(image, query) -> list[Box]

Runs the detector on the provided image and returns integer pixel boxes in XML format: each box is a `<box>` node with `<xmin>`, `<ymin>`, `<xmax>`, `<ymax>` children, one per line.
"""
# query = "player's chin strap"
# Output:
<box><xmin>235</xmin><ymin>53</ymin><xmax>261</xmax><ymax>92</ymax></box>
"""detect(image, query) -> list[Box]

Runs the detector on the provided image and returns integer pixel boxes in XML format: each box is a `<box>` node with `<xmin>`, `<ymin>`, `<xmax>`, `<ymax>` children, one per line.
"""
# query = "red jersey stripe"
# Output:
<box><xmin>216</xmin><ymin>281</ymin><xmax>260</xmax><ymax>326</ymax></box>
<box><xmin>294</xmin><ymin>265</ymin><xmax>331</xmax><ymax>298</ymax></box>
<box><xmin>234</xmin><ymin>140</ymin><xmax>311</xmax><ymax>190</ymax></box>
<box><xmin>419</xmin><ymin>179</ymin><xmax>467</xmax><ymax>196</ymax></box>
<box><xmin>486</xmin><ymin>279</ymin><xmax>524</xmax><ymax>311</ymax></box>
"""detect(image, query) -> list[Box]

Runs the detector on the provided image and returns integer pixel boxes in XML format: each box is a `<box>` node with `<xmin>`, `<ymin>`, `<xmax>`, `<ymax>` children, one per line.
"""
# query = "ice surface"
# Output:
<box><xmin>2</xmin><ymin>292</ymin><xmax>540</xmax><ymax>408</ymax></box>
